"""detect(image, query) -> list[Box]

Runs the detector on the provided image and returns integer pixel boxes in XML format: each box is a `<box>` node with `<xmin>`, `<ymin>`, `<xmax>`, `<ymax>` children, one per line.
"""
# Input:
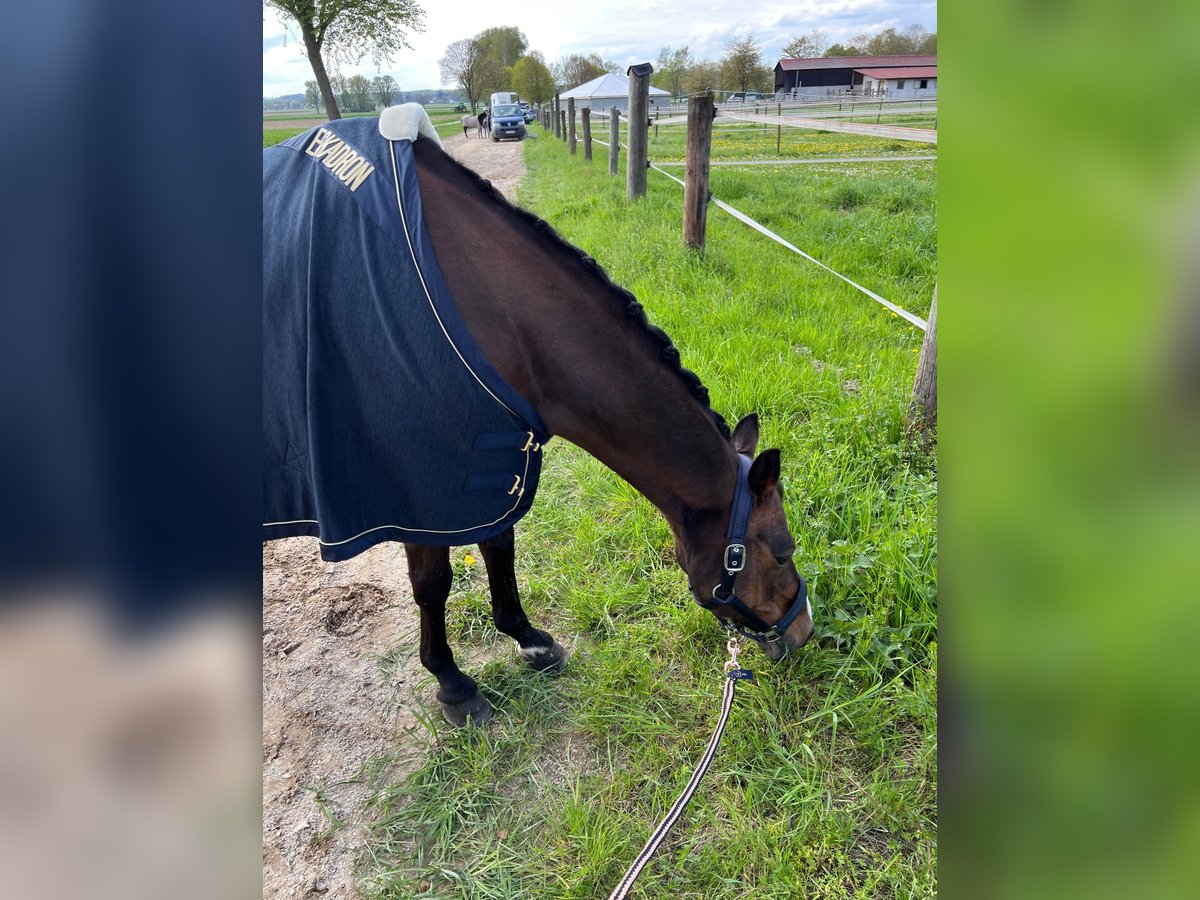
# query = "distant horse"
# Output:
<box><xmin>460</xmin><ymin>114</ymin><xmax>476</xmax><ymax>137</ymax></box>
<box><xmin>263</xmin><ymin>106</ymin><xmax>813</xmax><ymax>726</ymax></box>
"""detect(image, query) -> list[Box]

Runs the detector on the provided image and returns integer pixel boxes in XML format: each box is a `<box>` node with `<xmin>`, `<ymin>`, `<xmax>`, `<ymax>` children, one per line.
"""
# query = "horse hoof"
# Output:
<box><xmin>520</xmin><ymin>640</ymin><xmax>567</xmax><ymax>673</ymax></box>
<box><xmin>439</xmin><ymin>693</ymin><xmax>493</xmax><ymax>728</ymax></box>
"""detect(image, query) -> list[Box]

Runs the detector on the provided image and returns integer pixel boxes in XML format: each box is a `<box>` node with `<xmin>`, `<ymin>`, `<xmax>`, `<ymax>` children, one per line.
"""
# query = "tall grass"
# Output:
<box><xmin>358</xmin><ymin>128</ymin><xmax>937</xmax><ymax>896</ymax></box>
<box><xmin>627</xmin><ymin>120</ymin><xmax>936</xmax><ymax>162</ymax></box>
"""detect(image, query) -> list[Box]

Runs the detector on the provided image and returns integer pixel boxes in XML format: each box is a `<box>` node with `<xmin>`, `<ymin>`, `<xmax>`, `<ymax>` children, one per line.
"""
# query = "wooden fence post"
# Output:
<box><xmin>581</xmin><ymin>107</ymin><xmax>592</xmax><ymax>162</ymax></box>
<box><xmin>609</xmin><ymin>107</ymin><xmax>620</xmax><ymax>175</ymax></box>
<box><xmin>553</xmin><ymin>94</ymin><xmax>561</xmax><ymax>138</ymax></box>
<box><xmin>908</xmin><ymin>286</ymin><xmax>938</xmax><ymax>440</ymax></box>
<box><xmin>568</xmin><ymin>97</ymin><xmax>576</xmax><ymax>154</ymax></box>
<box><xmin>683</xmin><ymin>91</ymin><xmax>714</xmax><ymax>251</ymax></box>
<box><xmin>626</xmin><ymin>63</ymin><xmax>652</xmax><ymax>199</ymax></box>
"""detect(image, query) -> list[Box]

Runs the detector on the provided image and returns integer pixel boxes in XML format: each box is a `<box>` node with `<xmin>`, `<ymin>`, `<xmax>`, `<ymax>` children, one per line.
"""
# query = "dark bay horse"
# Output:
<box><xmin>264</xmin><ymin>110</ymin><xmax>813</xmax><ymax>726</ymax></box>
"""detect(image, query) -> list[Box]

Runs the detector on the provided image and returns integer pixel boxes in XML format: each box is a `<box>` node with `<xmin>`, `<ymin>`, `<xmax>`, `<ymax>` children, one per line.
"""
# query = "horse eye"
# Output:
<box><xmin>774</xmin><ymin>551</ymin><xmax>794</xmax><ymax>566</ymax></box>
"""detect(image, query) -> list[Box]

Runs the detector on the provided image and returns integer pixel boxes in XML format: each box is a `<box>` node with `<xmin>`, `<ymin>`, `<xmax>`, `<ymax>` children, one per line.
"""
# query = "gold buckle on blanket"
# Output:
<box><xmin>507</xmin><ymin>475</ymin><xmax>522</xmax><ymax>496</ymax></box>
<box><xmin>521</xmin><ymin>432</ymin><xmax>541</xmax><ymax>453</ymax></box>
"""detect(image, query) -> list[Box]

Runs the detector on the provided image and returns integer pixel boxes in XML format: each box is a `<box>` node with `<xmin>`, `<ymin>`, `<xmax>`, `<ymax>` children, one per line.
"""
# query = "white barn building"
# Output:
<box><xmin>559</xmin><ymin>72</ymin><xmax>672</xmax><ymax>113</ymax></box>
<box><xmin>856</xmin><ymin>66</ymin><xmax>937</xmax><ymax>99</ymax></box>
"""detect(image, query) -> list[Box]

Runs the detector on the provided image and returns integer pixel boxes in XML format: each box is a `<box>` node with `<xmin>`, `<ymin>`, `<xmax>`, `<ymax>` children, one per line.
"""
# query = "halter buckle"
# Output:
<box><xmin>723</xmin><ymin>543</ymin><xmax>746</xmax><ymax>573</ymax></box>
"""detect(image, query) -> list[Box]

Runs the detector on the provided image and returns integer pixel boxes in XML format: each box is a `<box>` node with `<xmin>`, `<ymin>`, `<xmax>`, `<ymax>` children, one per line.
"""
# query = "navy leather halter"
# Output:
<box><xmin>699</xmin><ymin>455</ymin><xmax>809</xmax><ymax>646</ymax></box>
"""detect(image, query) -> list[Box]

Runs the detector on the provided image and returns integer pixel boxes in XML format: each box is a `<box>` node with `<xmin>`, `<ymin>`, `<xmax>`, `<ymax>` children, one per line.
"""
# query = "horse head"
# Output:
<box><xmin>676</xmin><ymin>413</ymin><xmax>814</xmax><ymax>661</ymax></box>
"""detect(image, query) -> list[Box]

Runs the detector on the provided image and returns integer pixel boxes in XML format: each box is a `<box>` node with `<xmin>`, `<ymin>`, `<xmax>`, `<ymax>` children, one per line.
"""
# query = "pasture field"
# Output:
<box><xmin>263</xmin><ymin>127</ymin><xmax>304</xmax><ymax>148</ymax></box>
<box><xmin>606</xmin><ymin>120</ymin><xmax>936</xmax><ymax>163</ymax></box>
<box><xmin>356</xmin><ymin>127</ymin><xmax>937</xmax><ymax>896</ymax></box>
<box><xmin>263</xmin><ymin>111</ymin><xmax>465</xmax><ymax>148</ymax></box>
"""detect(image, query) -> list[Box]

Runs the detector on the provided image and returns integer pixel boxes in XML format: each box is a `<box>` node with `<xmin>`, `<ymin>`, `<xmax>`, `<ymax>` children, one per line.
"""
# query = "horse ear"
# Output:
<box><xmin>748</xmin><ymin>449</ymin><xmax>780</xmax><ymax>500</ymax></box>
<box><xmin>732</xmin><ymin>413</ymin><xmax>760</xmax><ymax>456</ymax></box>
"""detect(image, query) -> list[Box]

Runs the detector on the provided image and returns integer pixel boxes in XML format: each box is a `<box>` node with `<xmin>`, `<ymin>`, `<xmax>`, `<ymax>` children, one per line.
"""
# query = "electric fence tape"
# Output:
<box><xmin>588</xmin><ymin>131</ymin><xmax>928</xmax><ymax>331</ymax></box>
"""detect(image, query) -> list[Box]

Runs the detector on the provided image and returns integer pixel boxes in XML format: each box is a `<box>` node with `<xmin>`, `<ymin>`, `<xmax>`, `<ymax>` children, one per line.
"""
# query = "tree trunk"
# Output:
<box><xmin>301</xmin><ymin>28</ymin><xmax>341</xmax><ymax>120</ymax></box>
<box><xmin>908</xmin><ymin>286</ymin><xmax>937</xmax><ymax>440</ymax></box>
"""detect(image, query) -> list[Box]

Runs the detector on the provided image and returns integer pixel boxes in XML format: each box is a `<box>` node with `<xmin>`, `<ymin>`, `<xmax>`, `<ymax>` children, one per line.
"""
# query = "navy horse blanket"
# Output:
<box><xmin>263</xmin><ymin>107</ymin><xmax>548</xmax><ymax>561</ymax></box>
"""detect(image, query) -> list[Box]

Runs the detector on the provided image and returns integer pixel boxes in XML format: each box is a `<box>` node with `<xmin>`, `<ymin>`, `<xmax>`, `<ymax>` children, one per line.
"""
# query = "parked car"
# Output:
<box><xmin>489</xmin><ymin>102</ymin><xmax>526</xmax><ymax>141</ymax></box>
<box><xmin>519</xmin><ymin>101</ymin><xmax>534</xmax><ymax>123</ymax></box>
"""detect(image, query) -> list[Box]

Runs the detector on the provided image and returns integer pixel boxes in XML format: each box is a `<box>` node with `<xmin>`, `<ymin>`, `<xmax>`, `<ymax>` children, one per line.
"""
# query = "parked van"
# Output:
<box><xmin>489</xmin><ymin>100</ymin><xmax>526</xmax><ymax>141</ymax></box>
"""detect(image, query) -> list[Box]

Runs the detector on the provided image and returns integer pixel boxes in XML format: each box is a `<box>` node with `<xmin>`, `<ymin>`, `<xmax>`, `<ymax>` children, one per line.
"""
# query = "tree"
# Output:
<box><xmin>439</xmin><ymin>38</ymin><xmax>500</xmax><ymax>112</ymax></box>
<box><xmin>344</xmin><ymin>74</ymin><xmax>374</xmax><ymax>112</ymax></box>
<box><xmin>782</xmin><ymin>29</ymin><xmax>827</xmax><ymax>60</ymax></box>
<box><xmin>304</xmin><ymin>79</ymin><xmax>323</xmax><ymax>113</ymax></box>
<box><xmin>833</xmin><ymin>25</ymin><xmax>936</xmax><ymax>58</ymax></box>
<box><xmin>267</xmin><ymin>0</ymin><xmax>425</xmax><ymax>120</ymax></box>
<box><xmin>653</xmin><ymin>46</ymin><xmax>692</xmax><ymax>98</ymax></box>
<box><xmin>824</xmin><ymin>43</ymin><xmax>857</xmax><ymax>58</ymax></box>
<box><xmin>552</xmin><ymin>53</ymin><xmax>607</xmax><ymax>91</ymax></box>
<box><xmin>682</xmin><ymin>59</ymin><xmax>722</xmax><ymax>96</ymax></box>
<box><xmin>329</xmin><ymin>68</ymin><xmax>348</xmax><ymax>111</ymax></box>
<box><xmin>860</xmin><ymin>27</ymin><xmax>915</xmax><ymax>56</ymax></box>
<box><xmin>721</xmin><ymin>34</ymin><xmax>769</xmax><ymax>94</ymax></box>
<box><xmin>511</xmin><ymin>52</ymin><xmax>554</xmax><ymax>106</ymax></box>
<box><xmin>373</xmin><ymin>74</ymin><xmax>396</xmax><ymax>108</ymax></box>
<box><xmin>475</xmin><ymin>26</ymin><xmax>527</xmax><ymax>68</ymax></box>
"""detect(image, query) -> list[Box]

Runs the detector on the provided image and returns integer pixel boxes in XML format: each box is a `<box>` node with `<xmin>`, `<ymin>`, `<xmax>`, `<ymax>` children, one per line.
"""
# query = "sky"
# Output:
<box><xmin>263</xmin><ymin>1</ymin><xmax>936</xmax><ymax>98</ymax></box>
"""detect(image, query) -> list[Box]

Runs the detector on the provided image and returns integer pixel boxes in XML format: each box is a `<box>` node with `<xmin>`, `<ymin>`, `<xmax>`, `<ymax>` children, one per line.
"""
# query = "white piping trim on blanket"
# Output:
<box><xmin>263</xmin><ymin>142</ymin><xmax>537</xmax><ymax>545</ymax></box>
<box><xmin>263</xmin><ymin>438</ymin><xmax>532</xmax><ymax>543</ymax></box>
<box><xmin>388</xmin><ymin>141</ymin><xmax>523</xmax><ymax>422</ymax></box>
<box><xmin>308</xmin><ymin>449</ymin><xmax>532</xmax><ymax>546</ymax></box>
<box><xmin>261</xmin><ymin>142</ymin><xmax>532</xmax><ymax>546</ymax></box>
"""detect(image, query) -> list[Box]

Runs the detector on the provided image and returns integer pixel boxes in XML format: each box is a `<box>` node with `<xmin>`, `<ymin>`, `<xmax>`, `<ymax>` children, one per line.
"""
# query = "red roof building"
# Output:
<box><xmin>774</xmin><ymin>55</ymin><xmax>937</xmax><ymax>97</ymax></box>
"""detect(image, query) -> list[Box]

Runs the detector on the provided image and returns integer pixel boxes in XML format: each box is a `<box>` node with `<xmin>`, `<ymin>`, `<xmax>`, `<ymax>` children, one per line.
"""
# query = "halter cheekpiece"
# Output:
<box><xmin>699</xmin><ymin>454</ymin><xmax>809</xmax><ymax>645</ymax></box>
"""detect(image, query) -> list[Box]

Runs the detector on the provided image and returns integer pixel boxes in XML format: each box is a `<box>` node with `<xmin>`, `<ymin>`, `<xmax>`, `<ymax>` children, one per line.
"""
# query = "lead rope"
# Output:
<box><xmin>606</xmin><ymin>635</ymin><xmax>755</xmax><ymax>900</ymax></box>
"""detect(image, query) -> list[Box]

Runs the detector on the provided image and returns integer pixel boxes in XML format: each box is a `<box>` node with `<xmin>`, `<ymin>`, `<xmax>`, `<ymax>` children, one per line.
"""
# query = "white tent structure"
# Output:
<box><xmin>559</xmin><ymin>73</ymin><xmax>672</xmax><ymax>113</ymax></box>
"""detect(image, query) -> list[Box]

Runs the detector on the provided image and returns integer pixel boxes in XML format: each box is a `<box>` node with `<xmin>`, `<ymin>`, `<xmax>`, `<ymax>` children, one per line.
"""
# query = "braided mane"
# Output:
<box><xmin>437</xmin><ymin>150</ymin><xmax>731</xmax><ymax>441</ymax></box>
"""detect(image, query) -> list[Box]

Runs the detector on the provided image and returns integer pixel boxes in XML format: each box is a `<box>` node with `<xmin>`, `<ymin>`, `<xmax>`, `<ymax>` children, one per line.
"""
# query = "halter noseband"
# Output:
<box><xmin>698</xmin><ymin>454</ymin><xmax>810</xmax><ymax>646</ymax></box>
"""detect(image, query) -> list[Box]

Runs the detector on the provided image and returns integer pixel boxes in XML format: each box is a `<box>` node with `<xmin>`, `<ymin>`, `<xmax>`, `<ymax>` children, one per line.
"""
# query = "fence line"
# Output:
<box><xmin>589</xmin><ymin>132</ymin><xmax>928</xmax><ymax>331</ymax></box>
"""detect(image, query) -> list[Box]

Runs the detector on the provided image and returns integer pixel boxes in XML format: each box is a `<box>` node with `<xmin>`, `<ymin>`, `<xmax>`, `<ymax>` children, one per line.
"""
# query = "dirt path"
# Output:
<box><xmin>262</xmin><ymin>133</ymin><xmax>528</xmax><ymax>899</ymax></box>
<box><xmin>439</xmin><ymin>131</ymin><xmax>529</xmax><ymax>201</ymax></box>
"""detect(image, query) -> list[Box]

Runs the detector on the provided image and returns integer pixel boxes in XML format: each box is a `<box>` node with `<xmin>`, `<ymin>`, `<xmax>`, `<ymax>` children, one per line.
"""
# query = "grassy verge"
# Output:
<box><xmin>263</xmin><ymin>128</ymin><xmax>306</xmax><ymax>148</ymax></box>
<box><xmin>359</xmin><ymin>122</ymin><xmax>937</xmax><ymax>896</ymax></box>
<box><xmin>264</xmin><ymin>113</ymin><xmax>467</xmax><ymax>150</ymax></box>
<box><xmin>611</xmin><ymin>121</ymin><xmax>935</xmax><ymax>162</ymax></box>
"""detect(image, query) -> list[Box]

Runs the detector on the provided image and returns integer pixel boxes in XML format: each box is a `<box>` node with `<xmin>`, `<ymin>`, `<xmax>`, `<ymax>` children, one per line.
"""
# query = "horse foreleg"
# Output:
<box><xmin>404</xmin><ymin>543</ymin><xmax>493</xmax><ymax>726</ymax></box>
<box><xmin>478</xmin><ymin>528</ymin><xmax>566</xmax><ymax>673</ymax></box>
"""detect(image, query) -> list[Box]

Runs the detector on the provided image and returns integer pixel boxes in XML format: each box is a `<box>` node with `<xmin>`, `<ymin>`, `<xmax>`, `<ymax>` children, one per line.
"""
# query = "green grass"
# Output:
<box><xmin>634</xmin><ymin>121</ymin><xmax>936</xmax><ymax>162</ymax></box>
<box><xmin>263</xmin><ymin>111</ymin><xmax>466</xmax><ymax>149</ymax></box>
<box><xmin>263</xmin><ymin>128</ymin><xmax>306</xmax><ymax>148</ymax></box>
<box><xmin>357</xmin><ymin>125</ymin><xmax>937</xmax><ymax>896</ymax></box>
